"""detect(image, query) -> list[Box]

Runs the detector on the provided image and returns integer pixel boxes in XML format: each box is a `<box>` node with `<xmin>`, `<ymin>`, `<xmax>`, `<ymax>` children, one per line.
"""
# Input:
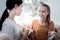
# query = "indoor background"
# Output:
<box><xmin>0</xmin><ymin>0</ymin><xmax>60</xmax><ymax>26</ymax></box>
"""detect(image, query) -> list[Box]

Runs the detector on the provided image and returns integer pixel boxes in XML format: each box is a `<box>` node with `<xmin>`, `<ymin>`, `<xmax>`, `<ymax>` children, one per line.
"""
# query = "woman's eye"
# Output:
<box><xmin>39</xmin><ymin>10</ymin><xmax>45</xmax><ymax>13</ymax></box>
<box><xmin>42</xmin><ymin>11</ymin><xmax>45</xmax><ymax>12</ymax></box>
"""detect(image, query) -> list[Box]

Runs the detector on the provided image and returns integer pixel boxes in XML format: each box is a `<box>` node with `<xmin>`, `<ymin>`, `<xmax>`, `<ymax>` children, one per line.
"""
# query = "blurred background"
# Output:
<box><xmin>0</xmin><ymin>0</ymin><xmax>60</xmax><ymax>26</ymax></box>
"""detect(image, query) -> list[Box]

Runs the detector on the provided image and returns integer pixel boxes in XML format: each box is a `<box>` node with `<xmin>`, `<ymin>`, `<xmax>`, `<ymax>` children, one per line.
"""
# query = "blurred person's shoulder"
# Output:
<box><xmin>50</xmin><ymin>21</ymin><xmax>54</xmax><ymax>25</ymax></box>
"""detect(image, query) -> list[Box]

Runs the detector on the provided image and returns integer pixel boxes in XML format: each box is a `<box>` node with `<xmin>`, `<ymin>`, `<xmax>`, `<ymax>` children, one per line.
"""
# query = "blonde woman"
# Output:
<box><xmin>30</xmin><ymin>3</ymin><xmax>56</xmax><ymax>40</ymax></box>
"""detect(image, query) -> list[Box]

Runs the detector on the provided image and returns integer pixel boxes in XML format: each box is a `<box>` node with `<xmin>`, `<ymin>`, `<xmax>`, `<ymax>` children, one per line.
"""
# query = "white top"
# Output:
<box><xmin>2</xmin><ymin>18</ymin><xmax>21</xmax><ymax>40</ymax></box>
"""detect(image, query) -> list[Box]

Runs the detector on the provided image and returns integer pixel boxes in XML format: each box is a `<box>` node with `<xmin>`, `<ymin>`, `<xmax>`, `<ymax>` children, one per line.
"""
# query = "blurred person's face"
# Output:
<box><xmin>15</xmin><ymin>4</ymin><xmax>23</xmax><ymax>16</ymax></box>
<box><xmin>39</xmin><ymin>6</ymin><xmax>49</xmax><ymax>20</ymax></box>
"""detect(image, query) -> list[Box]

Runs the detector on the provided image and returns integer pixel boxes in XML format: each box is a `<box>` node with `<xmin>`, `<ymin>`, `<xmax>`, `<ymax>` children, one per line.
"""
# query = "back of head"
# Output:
<box><xmin>6</xmin><ymin>0</ymin><xmax>23</xmax><ymax>10</ymax></box>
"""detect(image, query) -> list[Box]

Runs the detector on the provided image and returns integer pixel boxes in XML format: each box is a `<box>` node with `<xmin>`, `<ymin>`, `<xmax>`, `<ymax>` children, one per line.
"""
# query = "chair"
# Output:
<box><xmin>54</xmin><ymin>24</ymin><xmax>60</xmax><ymax>40</ymax></box>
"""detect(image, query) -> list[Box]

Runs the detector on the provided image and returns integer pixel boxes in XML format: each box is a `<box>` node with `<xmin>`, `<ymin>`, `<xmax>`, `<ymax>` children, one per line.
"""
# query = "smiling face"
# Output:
<box><xmin>39</xmin><ymin>6</ymin><xmax>49</xmax><ymax>20</ymax></box>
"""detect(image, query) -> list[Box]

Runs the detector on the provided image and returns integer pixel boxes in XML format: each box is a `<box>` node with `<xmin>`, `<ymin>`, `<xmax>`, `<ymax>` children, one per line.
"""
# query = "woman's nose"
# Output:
<box><xmin>39</xmin><ymin>12</ymin><xmax>43</xmax><ymax>16</ymax></box>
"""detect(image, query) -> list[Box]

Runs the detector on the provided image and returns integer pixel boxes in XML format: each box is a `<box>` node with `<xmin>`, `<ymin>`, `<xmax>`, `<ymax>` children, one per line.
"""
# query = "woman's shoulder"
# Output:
<box><xmin>3</xmin><ymin>18</ymin><xmax>14</xmax><ymax>27</ymax></box>
<box><xmin>50</xmin><ymin>21</ymin><xmax>55</xmax><ymax>31</ymax></box>
<box><xmin>50</xmin><ymin>21</ymin><xmax>54</xmax><ymax>25</ymax></box>
<box><xmin>2</xmin><ymin>18</ymin><xmax>14</xmax><ymax>28</ymax></box>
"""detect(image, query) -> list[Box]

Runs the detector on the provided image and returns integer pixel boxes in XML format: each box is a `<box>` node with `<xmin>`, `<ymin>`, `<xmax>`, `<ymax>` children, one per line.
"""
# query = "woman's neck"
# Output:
<box><xmin>8</xmin><ymin>10</ymin><xmax>15</xmax><ymax>21</ymax></box>
<box><xmin>38</xmin><ymin>17</ymin><xmax>47</xmax><ymax>26</ymax></box>
<box><xmin>41</xmin><ymin>21</ymin><xmax>47</xmax><ymax>26</ymax></box>
<box><xmin>8</xmin><ymin>15</ymin><xmax>15</xmax><ymax>21</ymax></box>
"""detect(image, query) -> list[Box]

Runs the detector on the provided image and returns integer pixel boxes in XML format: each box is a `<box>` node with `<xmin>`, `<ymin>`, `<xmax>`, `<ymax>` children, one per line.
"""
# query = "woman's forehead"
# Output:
<box><xmin>40</xmin><ymin>6</ymin><xmax>48</xmax><ymax>10</ymax></box>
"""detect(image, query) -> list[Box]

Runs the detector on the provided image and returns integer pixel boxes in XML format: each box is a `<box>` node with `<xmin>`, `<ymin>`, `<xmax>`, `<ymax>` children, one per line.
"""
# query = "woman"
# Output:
<box><xmin>30</xmin><ymin>3</ymin><xmax>56</xmax><ymax>40</ymax></box>
<box><xmin>0</xmin><ymin>0</ymin><xmax>23</xmax><ymax>40</ymax></box>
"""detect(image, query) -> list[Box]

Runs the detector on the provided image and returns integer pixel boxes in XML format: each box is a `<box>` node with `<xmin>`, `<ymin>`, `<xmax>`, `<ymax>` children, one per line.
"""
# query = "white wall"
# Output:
<box><xmin>47</xmin><ymin>0</ymin><xmax>60</xmax><ymax>25</ymax></box>
<box><xmin>0</xmin><ymin>0</ymin><xmax>6</xmax><ymax>18</ymax></box>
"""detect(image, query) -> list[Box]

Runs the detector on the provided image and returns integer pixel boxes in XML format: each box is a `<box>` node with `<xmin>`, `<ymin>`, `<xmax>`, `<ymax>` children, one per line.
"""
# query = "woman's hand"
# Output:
<box><xmin>21</xmin><ymin>28</ymin><xmax>34</xmax><ymax>40</ymax></box>
<box><xmin>19</xmin><ymin>24</ymin><xmax>34</xmax><ymax>40</ymax></box>
<box><xmin>27</xmin><ymin>29</ymin><xmax>34</xmax><ymax>40</ymax></box>
<box><xmin>48</xmin><ymin>31</ymin><xmax>56</xmax><ymax>37</ymax></box>
<box><xmin>21</xmin><ymin>27</ymin><xmax>29</xmax><ymax>40</ymax></box>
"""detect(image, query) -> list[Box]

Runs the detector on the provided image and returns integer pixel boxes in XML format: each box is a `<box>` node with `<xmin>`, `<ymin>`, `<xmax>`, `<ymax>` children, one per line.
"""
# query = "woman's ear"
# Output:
<box><xmin>15</xmin><ymin>4</ymin><xmax>18</xmax><ymax>9</ymax></box>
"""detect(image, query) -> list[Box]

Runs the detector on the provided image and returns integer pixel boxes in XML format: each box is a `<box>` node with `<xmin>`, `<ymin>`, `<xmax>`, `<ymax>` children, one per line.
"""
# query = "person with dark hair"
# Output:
<box><xmin>0</xmin><ymin>0</ymin><xmax>23</xmax><ymax>40</ymax></box>
<box><xmin>30</xmin><ymin>3</ymin><xmax>56</xmax><ymax>40</ymax></box>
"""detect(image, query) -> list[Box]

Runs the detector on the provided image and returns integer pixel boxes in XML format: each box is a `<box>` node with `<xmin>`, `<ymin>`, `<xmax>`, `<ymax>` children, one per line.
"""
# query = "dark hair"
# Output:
<box><xmin>40</xmin><ymin>2</ymin><xmax>50</xmax><ymax>31</ymax></box>
<box><xmin>0</xmin><ymin>0</ymin><xmax>23</xmax><ymax>30</ymax></box>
